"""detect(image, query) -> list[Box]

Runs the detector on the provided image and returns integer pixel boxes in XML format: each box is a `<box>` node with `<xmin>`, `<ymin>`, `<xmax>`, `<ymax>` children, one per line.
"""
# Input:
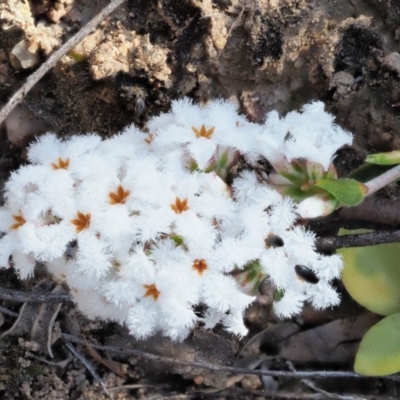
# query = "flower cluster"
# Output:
<box><xmin>257</xmin><ymin>102</ymin><xmax>353</xmax><ymax>218</ymax></box>
<box><xmin>0</xmin><ymin>99</ymin><xmax>351</xmax><ymax>340</ymax></box>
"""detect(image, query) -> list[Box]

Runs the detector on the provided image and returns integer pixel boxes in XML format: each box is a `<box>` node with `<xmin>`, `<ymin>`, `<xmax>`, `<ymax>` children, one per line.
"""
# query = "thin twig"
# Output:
<box><xmin>64</xmin><ymin>341</ymin><xmax>110</xmax><ymax>398</ymax></box>
<box><xmin>302</xmin><ymin>379</ymin><xmax>365</xmax><ymax>400</ymax></box>
<box><xmin>0</xmin><ymin>0</ymin><xmax>126</xmax><ymax>125</ymax></box>
<box><xmin>0</xmin><ymin>288</ymin><xmax>72</xmax><ymax>303</ymax></box>
<box><xmin>316</xmin><ymin>230</ymin><xmax>400</xmax><ymax>252</ymax></box>
<box><xmin>28</xmin><ymin>352</ymin><xmax>73</xmax><ymax>368</ymax></box>
<box><xmin>0</xmin><ymin>305</ymin><xmax>19</xmax><ymax>317</ymax></box>
<box><xmin>223</xmin><ymin>387</ymin><xmax>400</xmax><ymax>400</ymax></box>
<box><xmin>108</xmin><ymin>384</ymin><xmax>161</xmax><ymax>392</ymax></box>
<box><xmin>365</xmin><ymin>164</ymin><xmax>400</xmax><ymax>196</ymax></box>
<box><xmin>287</xmin><ymin>361</ymin><xmax>366</xmax><ymax>400</ymax></box>
<box><xmin>61</xmin><ymin>333</ymin><xmax>399</xmax><ymax>381</ymax></box>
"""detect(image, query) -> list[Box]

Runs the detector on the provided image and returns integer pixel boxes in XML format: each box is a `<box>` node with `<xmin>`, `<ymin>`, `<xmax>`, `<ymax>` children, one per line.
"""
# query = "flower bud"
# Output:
<box><xmin>297</xmin><ymin>194</ymin><xmax>338</xmax><ymax>218</ymax></box>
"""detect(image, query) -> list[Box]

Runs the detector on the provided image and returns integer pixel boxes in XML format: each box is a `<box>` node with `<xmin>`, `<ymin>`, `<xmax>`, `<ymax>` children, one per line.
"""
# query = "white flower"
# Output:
<box><xmin>258</xmin><ymin>101</ymin><xmax>352</xmax><ymax>171</ymax></box>
<box><xmin>0</xmin><ymin>98</ymin><xmax>346</xmax><ymax>341</ymax></box>
<box><xmin>148</xmin><ymin>99</ymin><xmax>256</xmax><ymax>171</ymax></box>
<box><xmin>273</xmin><ymin>289</ymin><xmax>308</xmax><ymax>318</ymax></box>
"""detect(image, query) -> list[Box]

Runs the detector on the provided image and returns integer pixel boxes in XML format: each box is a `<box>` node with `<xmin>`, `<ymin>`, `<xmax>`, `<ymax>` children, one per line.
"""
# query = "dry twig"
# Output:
<box><xmin>61</xmin><ymin>333</ymin><xmax>400</xmax><ymax>381</ymax></box>
<box><xmin>316</xmin><ymin>229</ymin><xmax>400</xmax><ymax>252</ymax></box>
<box><xmin>0</xmin><ymin>0</ymin><xmax>126</xmax><ymax>125</ymax></box>
<box><xmin>64</xmin><ymin>341</ymin><xmax>110</xmax><ymax>397</ymax></box>
<box><xmin>0</xmin><ymin>288</ymin><xmax>72</xmax><ymax>303</ymax></box>
<box><xmin>0</xmin><ymin>305</ymin><xmax>19</xmax><ymax>317</ymax></box>
<box><xmin>287</xmin><ymin>361</ymin><xmax>366</xmax><ymax>400</ymax></box>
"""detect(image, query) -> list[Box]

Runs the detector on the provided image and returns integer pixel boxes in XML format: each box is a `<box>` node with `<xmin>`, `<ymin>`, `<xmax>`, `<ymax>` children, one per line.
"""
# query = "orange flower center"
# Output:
<box><xmin>71</xmin><ymin>211</ymin><xmax>91</xmax><ymax>233</ymax></box>
<box><xmin>192</xmin><ymin>124</ymin><xmax>215</xmax><ymax>139</ymax></box>
<box><xmin>192</xmin><ymin>259</ymin><xmax>208</xmax><ymax>275</ymax></box>
<box><xmin>170</xmin><ymin>197</ymin><xmax>189</xmax><ymax>214</ymax></box>
<box><xmin>10</xmin><ymin>213</ymin><xmax>26</xmax><ymax>230</ymax></box>
<box><xmin>144</xmin><ymin>133</ymin><xmax>154</xmax><ymax>144</ymax></box>
<box><xmin>51</xmin><ymin>157</ymin><xmax>70</xmax><ymax>170</ymax></box>
<box><xmin>143</xmin><ymin>284</ymin><xmax>160</xmax><ymax>301</ymax></box>
<box><xmin>109</xmin><ymin>184</ymin><xmax>130</xmax><ymax>204</ymax></box>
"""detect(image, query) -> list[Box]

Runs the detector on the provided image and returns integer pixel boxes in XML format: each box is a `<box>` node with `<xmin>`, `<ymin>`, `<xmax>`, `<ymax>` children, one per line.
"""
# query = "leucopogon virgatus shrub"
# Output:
<box><xmin>0</xmin><ymin>99</ymin><xmax>352</xmax><ymax>341</ymax></box>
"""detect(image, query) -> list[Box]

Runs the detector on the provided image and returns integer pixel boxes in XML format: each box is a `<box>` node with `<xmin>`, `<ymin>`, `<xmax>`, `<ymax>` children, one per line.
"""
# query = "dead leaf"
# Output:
<box><xmin>279</xmin><ymin>312</ymin><xmax>380</xmax><ymax>364</ymax></box>
<box><xmin>83</xmin><ymin>336</ymin><xmax>127</xmax><ymax>378</ymax></box>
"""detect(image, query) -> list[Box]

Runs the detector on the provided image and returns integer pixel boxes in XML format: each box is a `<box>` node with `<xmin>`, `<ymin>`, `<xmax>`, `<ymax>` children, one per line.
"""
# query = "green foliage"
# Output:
<box><xmin>271</xmin><ymin>160</ymin><xmax>367</xmax><ymax>216</ymax></box>
<box><xmin>339</xmin><ymin>239</ymin><xmax>400</xmax><ymax>316</ymax></box>
<box><xmin>347</xmin><ymin>163</ymin><xmax>394</xmax><ymax>182</ymax></box>
<box><xmin>339</xmin><ymin>232</ymin><xmax>400</xmax><ymax>376</ymax></box>
<box><xmin>366</xmin><ymin>150</ymin><xmax>400</xmax><ymax>165</ymax></box>
<box><xmin>232</xmin><ymin>260</ymin><xmax>265</xmax><ymax>295</ymax></box>
<box><xmin>355</xmin><ymin>313</ymin><xmax>400</xmax><ymax>375</ymax></box>
<box><xmin>314</xmin><ymin>178</ymin><xmax>367</xmax><ymax>206</ymax></box>
<box><xmin>170</xmin><ymin>234</ymin><xmax>184</xmax><ymax>246</ymax></box>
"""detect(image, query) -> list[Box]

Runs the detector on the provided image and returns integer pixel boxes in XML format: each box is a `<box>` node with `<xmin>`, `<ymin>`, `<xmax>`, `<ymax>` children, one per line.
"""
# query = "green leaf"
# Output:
<box><xmin>355</xmin><ymin>313</ymin><xmax>400</xmax><ymax>375</ymax></box>
<box><xmin>274</xmin><ymin>289</ymin><xmax>284</xmax><ymax>302</ymax></box>
<box><xmin>170</xmin><ymin>235</ymin><xmax>184</xmax><ymax>246</ymax></box>
<box><xmin>338</xmin><ymin>235</ymin><xmax>400</xmax><ymax>316</ymax></box>
<box><xmin>314</xmin><ymin>178</ymin><xmax>367</xmax><ymax>206</ymax></box>
<box><xmin>281</xmin><ymin>185</ymin><xmax>320</xmax><ymax>202</ymax></box>
<box><xmin>189</xmin><ymin>159</ymin><xmax>199</xmax><ymax>172</ymax></box>
<box><xmin>217</xmin><ymin>149</ymin><xmax>229</xmax><ymax>169</ymax></box>
<box><xmin>346</xmin><ymin>163</ymin><xmax>394</xmax><ymax>182</ymax></box>
<box><xmin>280</xmin><ymin>171</ymin><xmax>307</xmax><ymax>186</ymax></box>
<box><xmin>366</xmin><ymin>150</ymin><xmax>400</xmax><ymax>165</ymax></box>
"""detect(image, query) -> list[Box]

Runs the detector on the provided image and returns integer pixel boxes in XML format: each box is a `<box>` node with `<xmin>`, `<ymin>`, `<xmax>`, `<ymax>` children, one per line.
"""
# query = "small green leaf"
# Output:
<box><xmin>189</xmin><ymin>159</ymin><xmax>199</xmax><ymax>172</ymax></box>
<box><xmin>280</xmin><ymin>171</ymin><xmax>307</xmax><ymax>186</ymax></box>
<box><xmin>281</xmin><ymin>185</ymin><xmax>319</xmax><ymax>201</ymax></box>
<box><xmin>274</xmin><ymin>289</ymin><xmax>284</xmax><ymax>302</ymax></box>
<box><xmin>217</xmin><ymin>149</ymin><xmax>229</xmax><ymax>169</ymax></box>
<box><xmin>170</xmin><ymin>235</ymin><xmax>184</xmax><ymax>246</ymax></box>
<box><xmin>346</xmin><ymin>163</ymin><xmax>394</xmax><ymax>182</ymax></box>
<box><xmin>366</xmin><ymin>150</ymin><xmax>400</xmax><ymax>165</ymax></box>
<box><xmin>339</xmin><ymin>235</ymin><xmax>400</xmax><ymax>316</ymax></box>
<box><xmin>355</xmin><ymin>313</ymin><xmax>400</xmax><ymax>376</ymax></box>
<box><xmin>314</xmin><ymin>178</ymin><xmax>368</xmax><ymax>206</ymax></box>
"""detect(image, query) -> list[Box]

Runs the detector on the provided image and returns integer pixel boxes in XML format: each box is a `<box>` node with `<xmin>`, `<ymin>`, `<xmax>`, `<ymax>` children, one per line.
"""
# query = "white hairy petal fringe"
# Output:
<box><xmin>307</xmin><ymin>281</ymin><xmax>341</xmax><ymax>310</ymax></box>
<box><xmin>126</xmin><ymin>301</ymin><xmax>159</xmax><ymax>339</ymax></box>
<box><xmin>12</xmin><ymin>250</ymin><xmax>36</xmax><ymax>279</ymax></box>
<box><xmin>75</xmin><ymin>232</ymin><xmax>112</xmax><ymax>279</ymax></box>
<box><xmin>0</xmin><ymin>98</ymin><xmax>349</xmax><ymax>341</ymax></box>
<box><xmin>201</xmin><ymin>274</ymin><xmax>255</xmax><ymax>313</ymax></box>
<box><xmin>222</xmin><ymin>310</ymin><xmax>249</xmax><ymax>337</ymax></box>
<box><xmin>273</xmin><ymin>289</ymin><xmax>308</xmax><ymax>318</ymax></box>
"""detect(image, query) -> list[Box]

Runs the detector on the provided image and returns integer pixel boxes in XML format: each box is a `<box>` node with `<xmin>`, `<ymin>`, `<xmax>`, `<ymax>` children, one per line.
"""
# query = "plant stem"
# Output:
<box><xmin>316</xmin><ymin>230</ymin><xmax>400</xmax><ymax>252</ymax></box>
<box><xmin>364</xmin><ymin>164</ymin><xmax>400</xmax><ymax>196</ymax></box>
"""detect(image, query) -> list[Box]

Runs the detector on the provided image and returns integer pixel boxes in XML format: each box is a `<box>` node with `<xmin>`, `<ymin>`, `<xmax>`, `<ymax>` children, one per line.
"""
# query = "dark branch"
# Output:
<box><xmin>308</xmin><ymin>216</ymin><xmax>397</xmax><ymax>233</ymax></box>
<box><xmin>338</xmin><ymin>197</ymin><xmax>400</xmax><ymax>226</ymax></box>
<box><xmin>0</xmin><ymin>288</ymin><xmax>72</xmax><ymax>303</ymax></box>
<box><xmin>316</xmin><ymin>230</ymin><xmax>400</xmax><ymax>252</ymax></box>
<box><xmin>61</xmin><ymin>333</ymin><xmax>400</xmax><ymax>381</ymax></box>
<box><xmin>0</xmin><ymin>305</ymin><xmax>19</xmax><ymax>317</ymax></box>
